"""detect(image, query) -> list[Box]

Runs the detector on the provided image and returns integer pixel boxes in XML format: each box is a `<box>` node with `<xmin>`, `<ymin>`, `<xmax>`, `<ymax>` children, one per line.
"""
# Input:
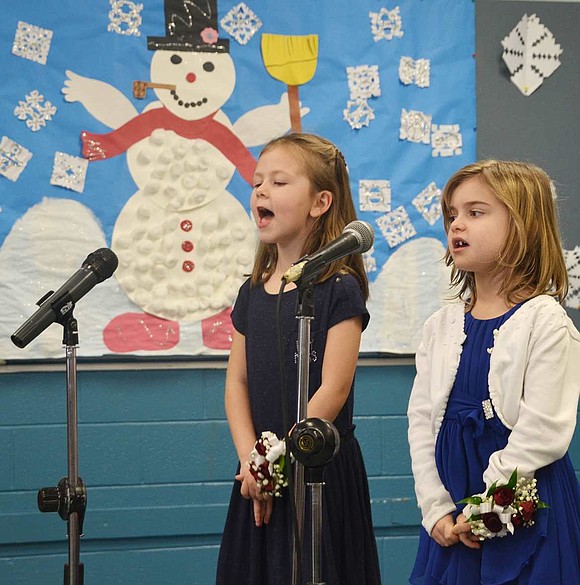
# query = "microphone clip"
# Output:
<box><xmin>42</xmin><ymin>289</ymin><xmax>79</xmax><ymax>345</ymax></box>
<box><xmin>282</xmin><ymin>260</ymin><xmax>307</xmax><ymax>285</ymax></box>
<box><xmin>51</xmin><ymin>291</ymin><xmax>76</xmax><ymax>324</ymax></box>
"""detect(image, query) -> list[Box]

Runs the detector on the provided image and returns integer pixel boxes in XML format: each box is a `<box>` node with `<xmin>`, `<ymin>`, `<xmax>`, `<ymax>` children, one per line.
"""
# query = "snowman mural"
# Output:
<box><xmin>62</xmin><ymin>0</ymin><xmax>301</xmax><ymax>354</ymax></box>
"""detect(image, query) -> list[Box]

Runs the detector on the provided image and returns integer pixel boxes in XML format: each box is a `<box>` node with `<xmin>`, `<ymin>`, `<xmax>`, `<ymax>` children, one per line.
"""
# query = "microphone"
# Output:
<box><xmin>11</xmin><ymin>248</ymin><xmax>119</xmax><ymax>348</ymax></box>
<box><xmin>283</xmin><ymin>220</ymin><xmax>374</xmax><ymax>284</ymax></box>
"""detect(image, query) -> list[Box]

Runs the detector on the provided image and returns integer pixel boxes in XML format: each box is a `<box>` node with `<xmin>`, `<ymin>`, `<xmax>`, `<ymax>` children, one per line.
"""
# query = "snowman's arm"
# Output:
<box><xmin>62</xmin><ymin>70</ymin><xmax>138</xmax><ymax>129</ymax></box>
<box><xmin>233</xmin><ymin>92</ymin><xmax>310</xmax><ymax>148</ymax></box>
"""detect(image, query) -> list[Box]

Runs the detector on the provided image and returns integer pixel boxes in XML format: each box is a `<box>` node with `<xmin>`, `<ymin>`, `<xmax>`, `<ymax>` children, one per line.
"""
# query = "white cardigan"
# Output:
<box><xmin>407</xmin><ymin>295</ymin><xmax>580</xmax><ymax>535</ymax></box>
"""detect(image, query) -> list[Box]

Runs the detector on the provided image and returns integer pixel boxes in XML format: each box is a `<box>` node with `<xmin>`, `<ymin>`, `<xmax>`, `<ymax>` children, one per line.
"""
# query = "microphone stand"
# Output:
<box><xmin>290</xmin><ymin>419</ymin><xmax>340</xmax><ymax>585</ymax></box>
<box><xmin>291</xmin><ymin>277</ymin><xmax>315</xmax><ymax>585</ymax></box>
<box><xmin>37</xmin><ymin>300</ymin><xmax>86</xmax><ymax>585</ymax></box>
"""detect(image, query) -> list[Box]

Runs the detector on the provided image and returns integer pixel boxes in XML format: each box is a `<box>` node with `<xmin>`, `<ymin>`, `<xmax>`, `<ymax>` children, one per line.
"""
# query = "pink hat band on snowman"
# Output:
<box><xmin>147</xmin><ymin>0</ymin><xmax>230</xmax><ymax>53</ymax></box>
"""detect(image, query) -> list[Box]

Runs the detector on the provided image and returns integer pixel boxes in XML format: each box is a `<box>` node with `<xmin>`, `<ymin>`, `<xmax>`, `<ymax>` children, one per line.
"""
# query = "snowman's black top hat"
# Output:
<box><xmin>148</xmin><ymin>0</ymin><xmax>229</xmax><ymax>52</ymax></box>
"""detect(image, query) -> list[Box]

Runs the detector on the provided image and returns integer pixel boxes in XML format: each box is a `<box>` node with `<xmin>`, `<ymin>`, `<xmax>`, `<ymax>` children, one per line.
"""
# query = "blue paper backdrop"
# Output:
<box><xmin>0</xmin><ymin>0</ymin><xmax>476</xmax><ymax>358</ymax></box>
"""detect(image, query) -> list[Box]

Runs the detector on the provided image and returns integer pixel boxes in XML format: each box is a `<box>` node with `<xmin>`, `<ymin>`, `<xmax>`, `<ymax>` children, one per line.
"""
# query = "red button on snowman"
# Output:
<box><xmin>62</xmin><ymin>0</ymin><xmax>301</xmax><ymax>353</ymax></box>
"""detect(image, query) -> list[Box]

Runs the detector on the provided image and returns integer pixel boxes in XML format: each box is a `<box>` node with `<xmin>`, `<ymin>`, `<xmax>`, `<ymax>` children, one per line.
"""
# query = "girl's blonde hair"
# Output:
<box><xmin>441</xmin><ymin>159</ymin><xmax>568</xmax><ymax>309</ymax></box>
<box><xmin>250</xmin><ymin>133</ymin><xmax>369</xmax><ymax>299</ymax></box>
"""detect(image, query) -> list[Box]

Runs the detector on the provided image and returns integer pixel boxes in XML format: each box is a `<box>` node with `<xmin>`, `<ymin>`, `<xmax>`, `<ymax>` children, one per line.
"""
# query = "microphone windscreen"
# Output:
<box><xmin>344</xmin><ymin>221</ymin><xmax>374</xmax><ymax>253</ymax></box>
<box><xmin>83</xmin><ymin>248</ymin><xmax>119</xmax><ymax>282</ymax></box>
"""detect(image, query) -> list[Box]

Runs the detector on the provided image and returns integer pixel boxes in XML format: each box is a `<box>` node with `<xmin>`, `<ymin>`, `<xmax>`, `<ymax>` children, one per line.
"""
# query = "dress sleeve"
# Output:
<box><xmin>327</xmin><ymin>273</ymin><xmax>370</xmax><ymax>331</ymax></box>
<box><xmin>231</xmin><ymin>278</ymin><xmax>251</xmax><ymax>335</ymax></box>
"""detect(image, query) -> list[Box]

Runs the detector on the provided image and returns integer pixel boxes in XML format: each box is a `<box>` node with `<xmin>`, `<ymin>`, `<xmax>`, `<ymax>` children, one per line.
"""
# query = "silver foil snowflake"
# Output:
<box><xmin>359</xmin><ymin>180</ymin><xmax>391</xmax><ymax>213</ymax></box>
<box><xmin>0</xmin><ymin>136</ymin><xmax>33</xmax><ymax>182</ymax></box>
<box><xmin>369</xmin><ymin>7</ymin><xmax>404</xmax><ymax>42</ymax></box>
<box><xmin>564</xmin><ymin>246</ymin><xmax>580</xmax><ymax>310</ymax></box>
<box><xmin>220</xmin><ymin>2</ymin><xmax>262</xmax><ymax>45</ymax></box>
<box><xmin>400</xmin><ymin>108</ymin><xmax>432</xmax><ymax>144</ymax></box>
<box><xmin>412</xmin><ymin>182</ymin><xmax>442</xmax><ymax>226</ymax></box>
<box><xmin>376</xmin><ymin>206</ymin><xmax>417</xmax><ymax>248</ymax></box>
<box><xmin>501</xmin><ymin>13</ymin><xmax>562</xmax><ymax>96</ymax></box>
<box><xmin>343</xmin><ymin>98</ymin><xmax>375</xmax><ymax>130</ymax></box>
<box><xmin>431</xmin><ymin>124</ymin><xmax>462</xmax><ymax>157</ymax></box>
<box><xmin>12</xmin><ymin>21</ymin><xmax>53</xmax><ymax>65</ymax></box>
<box><xmin>14</xmin><ymin>90</ymin><xmax>57</xmax><ymax>132</ymax></box>
<box><xmin>347</xmin><ymin>65</ymin><xmax>381</xmax><ymax>100</ymax></box>
<box><xmin>50</xmin><ymin>152</ymin><xmax>89</xmax><ymax>193</ymax></box>
<box><xmin>108</xmin><ymin>0</ymin><xmax>143</xmax><ymax>37</ymax></box>
<box><xmin>399</xmin><ymin>56</ymin><xmax>430</xmax><ymax>88</ymax></box>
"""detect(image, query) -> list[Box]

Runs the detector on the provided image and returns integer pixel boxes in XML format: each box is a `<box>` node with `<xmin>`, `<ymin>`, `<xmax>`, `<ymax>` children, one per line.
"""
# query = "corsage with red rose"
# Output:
<box><xmin>248</xmin><ymin>431</ymin><xmax>292</xmax><ymax>497</ymax></box>
<box><xmin>458</xmin><ymin>469</ymin><xmax>548</xmax><ymax>540</ymax></box>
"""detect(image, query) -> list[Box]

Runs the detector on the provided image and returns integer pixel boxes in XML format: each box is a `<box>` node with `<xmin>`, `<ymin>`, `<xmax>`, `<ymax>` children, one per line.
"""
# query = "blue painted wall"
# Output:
<box><xmin>0</xmin><ymin>363</ymin><xmax>578</xmax><ymax>584</ymax></box>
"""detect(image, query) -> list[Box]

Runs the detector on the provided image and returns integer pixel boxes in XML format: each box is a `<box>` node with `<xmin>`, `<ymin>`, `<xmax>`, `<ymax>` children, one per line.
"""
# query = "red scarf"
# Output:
<box><xmin>81</xmin><ymin>107</ymin><xmax>256</xmax><ymax>185</ymax></box>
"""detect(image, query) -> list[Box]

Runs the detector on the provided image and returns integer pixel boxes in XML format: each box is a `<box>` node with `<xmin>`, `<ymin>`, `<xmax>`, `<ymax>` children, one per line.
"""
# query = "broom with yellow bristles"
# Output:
<box><xmin>261</xmin><ymin>33</ymin><xmax>319</xmax><ymax>133</ymax></box>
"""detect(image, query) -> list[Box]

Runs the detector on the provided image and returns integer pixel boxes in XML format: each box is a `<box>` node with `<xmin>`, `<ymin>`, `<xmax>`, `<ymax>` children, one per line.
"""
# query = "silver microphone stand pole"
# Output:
<box><xmin>290</xmin><ymin>272</ymin><xmax>341</xmax><ymax>585</ymax></box>
<box><xmin>37</xmin><ymin>306</ymin><xmax>86</xmax><ymax>585</ymax></box>
<box><xmin>290</xmin><ymin>419</ymin><xmax>340</xmax><ymax>585</ymax></box>
<box><xmin>291</xmin><ymin>281</ymin><xmax>314</xmax><ymax>585</ymax></box>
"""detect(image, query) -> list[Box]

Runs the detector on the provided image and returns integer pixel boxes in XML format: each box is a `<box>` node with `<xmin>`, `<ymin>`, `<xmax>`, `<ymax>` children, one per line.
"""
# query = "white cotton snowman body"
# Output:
<box><xmin>113</xmin><ymin>48</ymin><xmax>256</xmax><ymax>322</ymax></box>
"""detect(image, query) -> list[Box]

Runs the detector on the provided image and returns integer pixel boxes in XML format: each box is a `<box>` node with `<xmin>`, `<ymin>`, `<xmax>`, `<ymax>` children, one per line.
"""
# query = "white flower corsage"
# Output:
<box><xmin>248</xmin><ymin>431</ymin><xmax>292</xmax><ymax>497</ymax></box>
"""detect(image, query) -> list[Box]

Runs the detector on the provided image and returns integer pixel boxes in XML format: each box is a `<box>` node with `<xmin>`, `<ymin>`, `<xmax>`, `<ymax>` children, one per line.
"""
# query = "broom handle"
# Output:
<box><xmin>288</xmin><ymin>85</ymin><xmax>302</xmax><ymax>133</ymax></box>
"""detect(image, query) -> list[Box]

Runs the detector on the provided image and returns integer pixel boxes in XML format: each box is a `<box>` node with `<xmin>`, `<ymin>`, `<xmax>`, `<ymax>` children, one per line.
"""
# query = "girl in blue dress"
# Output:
<box><xmin>408</xmin><ymin>160</ymin><xmax>580</xmax><ymax>584</ymax></box>
<box><xmin>216</xmin><ymin>133</ymin><xmax>381</xmax><ymax>584</ymax></box>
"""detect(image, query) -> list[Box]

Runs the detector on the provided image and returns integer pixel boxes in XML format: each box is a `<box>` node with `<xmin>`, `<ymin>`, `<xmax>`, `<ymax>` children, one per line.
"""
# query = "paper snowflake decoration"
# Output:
<box><xmin>12</xmin><ymin>21</ymin><xmax>53</xmax><ymax>65</ymax></box>
<box><xmin>0</xmin><ymin>137</ymin><xmax>33</xmax><ymax>182</ymax></box>
<box><xmin>376</xmin><ymin>206</ymin><xmax>417</xmax><ymax>248</ymax></box>
<box><xmin>108</xmin><ymin>0</ymin><xmax>143</xmax><ymax>37</ymax></box>
<box><xmin>369</xmin><ymin>7</ymin><xmax>404</xmax><ymax>42</ymax></box>
<box><xmin>564</xmin><ymin>246</ymin><xmax>580</xmax><ymax>310</ymax></box>
<box><xmin>431</xmin><ymin>124</ymin><xmax>462</xmax><ymax>157</ymax></box>
<box><xmin>346</xmin><ymin>65</ymin><xmax>381</xmax><ymax>100</ymax></box>
<box><xmin>343</xmin><ymin>98</ymin><xmax>375</xmax><ymax>130</ymax></box>
<box><xmin>50</xmin><ymin>152</ymin><xmax>89</xmax><ymax>193</ymax></box>
<box><xmin>14</xmin><ymin>90</ymin><xmax>57</xmax><ymax>132</ymax></box>
<box><xmin>400</xmin><ymin>108</ymin><xmax>432</xmax><ymax>144</ymax></box>
<box><xmin>399</xmin><ymin>57</ymin><xmax>430</xmax><ymax>88</ymax></box>
<box><xmin>220</xmin><ymin>2</ymin><xmax>262</xmax><ymax>45</ymax></box>
<box><xmin>412</xmin><ymin>182</ymin><xmax>442</xmax><ymax>226</ymax></box>
<box><xmin>359</xmin><ymin>180</ymin><xmax>391</xmax><ymax>213</ymax></box>
<box><xmin>501</xmin><ymin>13</ymin><xmax>563</xmax><ymax>96</ymax></box>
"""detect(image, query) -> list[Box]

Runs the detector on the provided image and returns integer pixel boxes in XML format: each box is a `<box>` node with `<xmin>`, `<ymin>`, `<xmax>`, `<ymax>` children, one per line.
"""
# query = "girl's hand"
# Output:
<box><xmin>452</xmin><ymin>513</ymin><xmax>482</xmax><ymax>549</ymax></box>
<box><xmin>251</xmin><ymin>494</ymin><xmax>273</xmax><ymax>527</ymax></box>
<box><xmin>235</xmin><ymin>468</ymin><xmax>273</xmax><ymax>527</ymax></box>
<box><xmin>431</xmin><ymin>514</ymin><xmax>460</xmax><ymax>547</ymax></box>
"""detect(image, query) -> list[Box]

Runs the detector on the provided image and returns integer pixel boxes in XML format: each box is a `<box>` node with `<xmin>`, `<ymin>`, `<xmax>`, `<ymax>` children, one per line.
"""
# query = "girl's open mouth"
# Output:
<box><xmin>256</xmin><ymin>206</ymin><xmax>274</xmax><ymax>228</ymax></box>
<box><xmin>257</xmin><ymin>206</ymin><xmax>274</xmax><ymax>220</ymax></box>
<box><xmin>453</xmin><ymin>238</ymin><xmax>468</xmax><ymax>250</ymax></box>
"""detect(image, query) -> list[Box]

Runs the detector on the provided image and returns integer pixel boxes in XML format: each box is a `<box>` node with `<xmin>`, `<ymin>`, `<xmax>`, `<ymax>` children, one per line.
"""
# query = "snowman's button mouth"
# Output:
<box><xmin>171</xmin><ymin>90</ymin><xmax>208</xmax><ymax>108</ymax></box>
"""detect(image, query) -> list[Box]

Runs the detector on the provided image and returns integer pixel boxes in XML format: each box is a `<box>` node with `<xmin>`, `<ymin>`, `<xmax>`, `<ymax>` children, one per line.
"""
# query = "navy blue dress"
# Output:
<box><xmin>410</xmin><ymin>307</ymin><xmax>580</xmax><ymax>584</ymax></box>
<box><xmin>216</xmin><ymin>274</ymin><xmax>381</xmax><ymax>585</ymax></box>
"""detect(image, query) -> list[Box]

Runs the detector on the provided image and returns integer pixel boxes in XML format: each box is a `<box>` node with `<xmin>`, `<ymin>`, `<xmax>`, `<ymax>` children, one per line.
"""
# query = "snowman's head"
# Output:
<box><xmin>150</xmin><ymin>49</ymin><xmax>236</xmax><ymax>121</ymax></box>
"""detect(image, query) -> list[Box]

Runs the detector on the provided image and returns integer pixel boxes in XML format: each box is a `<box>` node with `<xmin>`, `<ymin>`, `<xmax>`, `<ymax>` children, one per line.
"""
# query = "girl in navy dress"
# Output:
<box><xmin>216</xmin><ymin>133</ymin><xmax>381</xmax><ymax>585</ymax></box>
<box><xmin>408</xmin><ymin>160</ymin><xmax>580</xmax><ymax>584</ymax></box>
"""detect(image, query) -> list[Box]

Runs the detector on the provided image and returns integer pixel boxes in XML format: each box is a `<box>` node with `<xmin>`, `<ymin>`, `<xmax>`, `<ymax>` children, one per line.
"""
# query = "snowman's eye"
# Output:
<box><xmin>170</xmin><ymin>54</ymin><xmax>182</xmax><ymax>65</ymax></box>
<box><xmin>203</xmin><ymin>62</ymin><xmax>215</xmax><ymax>72</ymax></box>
